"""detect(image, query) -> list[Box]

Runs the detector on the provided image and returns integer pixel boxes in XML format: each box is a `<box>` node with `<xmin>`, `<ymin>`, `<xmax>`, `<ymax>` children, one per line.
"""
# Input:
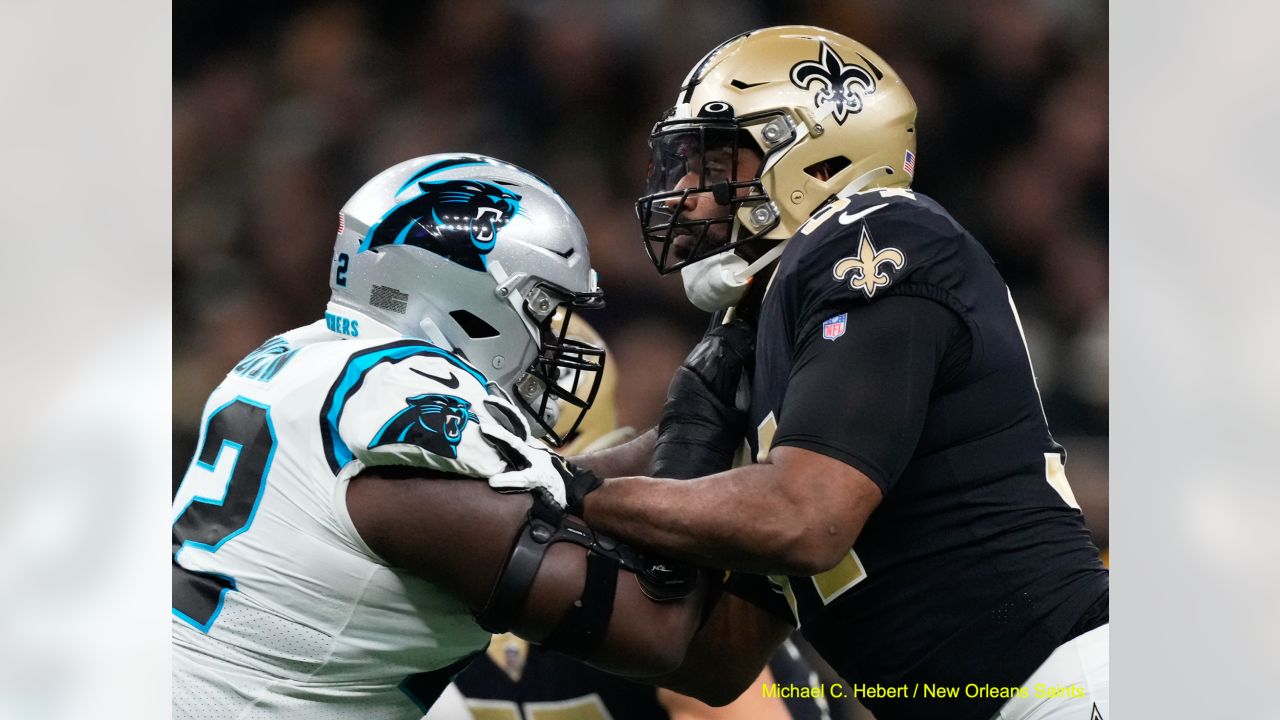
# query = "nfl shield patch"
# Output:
<box><xmin>822</xmin><ymin>313</ymin><xmax>848</xmax><ymax>341</ymax></box>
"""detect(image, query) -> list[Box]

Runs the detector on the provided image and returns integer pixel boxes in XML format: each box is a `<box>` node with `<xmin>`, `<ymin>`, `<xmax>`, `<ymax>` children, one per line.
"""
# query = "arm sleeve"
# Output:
<box><xmin>772</xmin><ymin>295</ymin><xmax>969</xmax><ymax>493</ymax></box>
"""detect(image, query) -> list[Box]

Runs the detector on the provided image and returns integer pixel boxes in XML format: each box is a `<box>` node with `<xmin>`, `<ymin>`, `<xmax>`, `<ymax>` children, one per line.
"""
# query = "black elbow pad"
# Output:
<box><xmin>476</xmin><ymin>488</ymin><xmax>697</xmax><ymax>658</ymax></box>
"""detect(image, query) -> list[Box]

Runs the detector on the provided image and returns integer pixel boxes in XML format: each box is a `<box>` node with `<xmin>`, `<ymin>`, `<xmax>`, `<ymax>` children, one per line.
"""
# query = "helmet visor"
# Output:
<box><xmin>636</xmin><ymin>117</ymin><xmax>771</xmax><ymax>274</ymax></box>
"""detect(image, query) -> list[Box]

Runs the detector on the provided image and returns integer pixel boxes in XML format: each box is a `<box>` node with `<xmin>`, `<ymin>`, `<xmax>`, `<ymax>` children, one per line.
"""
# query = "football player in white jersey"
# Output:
<box><xmin>172</xmin><ymin>154</ymin><xmax>709</xmax><ymax>719</ymax></box>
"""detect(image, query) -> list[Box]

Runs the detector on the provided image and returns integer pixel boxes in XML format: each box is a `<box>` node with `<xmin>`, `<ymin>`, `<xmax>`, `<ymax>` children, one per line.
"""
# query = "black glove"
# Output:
<box><xmin>651</xmin><ymin>317</ymin><xmax>756</xmax><ymax>479</ymax></box>
<box><xmin>552</xmin><ymin>453</ymin><xmax>603</xmax><ymax>517</ymax></box>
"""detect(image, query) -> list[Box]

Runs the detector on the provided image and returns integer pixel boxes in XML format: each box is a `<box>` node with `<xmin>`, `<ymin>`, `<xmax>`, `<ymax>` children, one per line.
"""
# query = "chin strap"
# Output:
<box><xmin>837</xmin><ymin>165</ymin><xmax>896</xmax><ymax>200</ymax></box>
<box><xmin>729</xmin><ymin>237</ymin><xmax>791</xmax><ymax>285</ymax></box>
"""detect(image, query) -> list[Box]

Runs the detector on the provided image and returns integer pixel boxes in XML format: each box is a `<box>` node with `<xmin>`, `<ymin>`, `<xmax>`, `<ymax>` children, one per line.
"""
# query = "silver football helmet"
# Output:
<box><xmin>328</xmin><ymin>154</ymin><xmax>605</xmax><ymax>445</ymax></box>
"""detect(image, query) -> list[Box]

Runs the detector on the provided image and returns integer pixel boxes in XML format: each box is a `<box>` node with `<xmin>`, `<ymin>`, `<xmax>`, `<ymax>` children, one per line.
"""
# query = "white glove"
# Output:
<box><xmin>477</xmin><ymin>405</ymin><xmax>568</xmax><ymax>507</ymax></box>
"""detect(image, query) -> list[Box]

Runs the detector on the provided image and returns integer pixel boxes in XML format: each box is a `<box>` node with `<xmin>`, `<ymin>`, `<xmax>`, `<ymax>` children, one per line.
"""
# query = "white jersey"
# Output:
<box><xmin>173</xmin><ymin>319</ymin><xmax>539</xmax><ymax>719</ymax></box>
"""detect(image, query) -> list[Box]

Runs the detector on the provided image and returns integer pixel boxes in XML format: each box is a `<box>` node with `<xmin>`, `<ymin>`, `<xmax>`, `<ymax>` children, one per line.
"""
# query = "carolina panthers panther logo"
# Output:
<box><xmin>789</xmin><ymin>40</ymin><xmax>881</xmax><ymax>125</ymax></box>
<box><xmin>358</xmin><ymin>179</ymin><xmax>522</xmax><ymax>271</ymax></box>
<box><xmin>369</xmin><ymin>393</ymin><xmax>480</xmax><ymax>459</ymax></box>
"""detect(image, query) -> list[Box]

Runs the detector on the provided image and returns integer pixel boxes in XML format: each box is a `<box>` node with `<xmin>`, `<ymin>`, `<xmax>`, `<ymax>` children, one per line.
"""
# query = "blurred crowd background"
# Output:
<box><xmin>173</xmin><ymin>3</ymin><xmax>1107</xmax><ymax>712</ymax></box>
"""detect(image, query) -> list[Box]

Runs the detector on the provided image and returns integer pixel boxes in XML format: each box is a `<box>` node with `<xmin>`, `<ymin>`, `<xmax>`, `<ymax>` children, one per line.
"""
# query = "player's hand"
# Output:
<box><xmin>484</xmin><ymin>441</ymin><xmax>570</xmax><ymax>507</ymax></box>
<box><xmin>557</xmin><ymin>455</ymin><xmax>604</xmax><ymax>516</ymax></box>
<box><xmin>482</xmin><ymin>424</ymin><xmax>601</xmax><ymax>512</ymax></box>
<box><xmin>652</xmin><ymin>317</ymin><xmax>755</xmax><ymax>479</ymax></box>
<box><xmin>474</xmin><ymin>399</ymin><xmax>573</xmax><ymax>506</ymax></box>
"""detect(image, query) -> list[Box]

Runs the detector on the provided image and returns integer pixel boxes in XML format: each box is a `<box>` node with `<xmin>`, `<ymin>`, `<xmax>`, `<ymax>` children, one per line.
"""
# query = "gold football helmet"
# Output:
<box><xmin>637</xmin><ymin>25</ymin><xmax>918</xmax><ymax>273</ymax></box>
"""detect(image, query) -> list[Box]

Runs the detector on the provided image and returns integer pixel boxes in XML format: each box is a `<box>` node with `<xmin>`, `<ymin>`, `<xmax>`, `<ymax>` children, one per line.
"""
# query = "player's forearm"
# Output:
<box><xmin>569</xmin><ymin>427</ymin><xmax>656</xmax><ymax>477</ymax></box>
<box><xmin>651</xmin><ymin>593</ymin><xmax>792</xmax><ymax>707</ymax></box>
<box><xmin>583</xmin><ymin>464</ymin><xmax>821</xmax><ymax>575</ymax></box>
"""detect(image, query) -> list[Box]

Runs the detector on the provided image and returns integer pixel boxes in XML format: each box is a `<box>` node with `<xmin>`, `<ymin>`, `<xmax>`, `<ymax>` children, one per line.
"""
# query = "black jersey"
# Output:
<box><xmin>745</xmin><ymin>188</ymin><xmax>1108</xmax><ymax>720</ymax></box>
<box><xmin>452</xmin><ymin>634</ymin><xmax>828</xmax><ymax>720</ymax></box>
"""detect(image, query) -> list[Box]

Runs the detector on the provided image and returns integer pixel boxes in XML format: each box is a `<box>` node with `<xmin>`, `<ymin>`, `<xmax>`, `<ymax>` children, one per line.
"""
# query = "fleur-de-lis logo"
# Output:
<box><xmin>832</xmin><ymin>225</ymin><xmax>905</xmax><ymax>298</ymax></box>
<box><xmin>789</xmin><ymin>40</ymin><xmax>878</xmax><ymax>124</ymax></box>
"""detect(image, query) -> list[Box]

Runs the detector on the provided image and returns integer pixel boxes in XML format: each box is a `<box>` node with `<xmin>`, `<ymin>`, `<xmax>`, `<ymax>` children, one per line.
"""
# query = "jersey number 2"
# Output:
<box><xmin>172</xmin><ymin>398</ymin><xmax>276</xmax><ymax>632</ymax></box>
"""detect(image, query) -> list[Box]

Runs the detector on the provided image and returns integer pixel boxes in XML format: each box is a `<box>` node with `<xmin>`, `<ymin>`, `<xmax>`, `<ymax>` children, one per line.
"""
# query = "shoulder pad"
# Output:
<box><xmin>780</xmin><ymin>189</ymin><xmax>968</xmax><ymax>309</ymax></box>
<box><xmin>320</xmin><ymin>340</ymin><xmax>522</xmax><ymax>479</ymax></box>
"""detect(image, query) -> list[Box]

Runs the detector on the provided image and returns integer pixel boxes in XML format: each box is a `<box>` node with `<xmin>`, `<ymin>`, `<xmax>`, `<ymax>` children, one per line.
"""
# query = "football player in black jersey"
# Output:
<box><xmin>568</xmin><ymin>26</ymin><xmax>1109</xmax><ymax>720</ymax></box>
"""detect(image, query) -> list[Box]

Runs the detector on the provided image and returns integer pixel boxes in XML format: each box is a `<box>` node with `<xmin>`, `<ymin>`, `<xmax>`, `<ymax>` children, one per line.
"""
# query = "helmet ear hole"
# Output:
<box><xmin>449</xmin><ymin>310</ymin><xmax>500</xmax><ymax>339</ymax></box>
<box><xmin>804</xmin><ymin>156</ymin><xmax>851</xmax><ymax>180</ymax></box>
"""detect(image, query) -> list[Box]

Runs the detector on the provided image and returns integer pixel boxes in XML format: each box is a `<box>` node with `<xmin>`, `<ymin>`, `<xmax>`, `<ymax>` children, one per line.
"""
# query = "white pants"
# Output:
<box><xmin>993</xmin><ymin>624</ymin><xmax>1109</xmax><ymax>720</ymax></box>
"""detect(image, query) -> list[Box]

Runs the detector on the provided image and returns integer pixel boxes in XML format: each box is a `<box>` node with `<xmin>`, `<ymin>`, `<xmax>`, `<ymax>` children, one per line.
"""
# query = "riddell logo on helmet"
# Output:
<box><xmin>789</xmin><ymin>40</ymin><xmax>881</xmax><ymax>124</ymax></box>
